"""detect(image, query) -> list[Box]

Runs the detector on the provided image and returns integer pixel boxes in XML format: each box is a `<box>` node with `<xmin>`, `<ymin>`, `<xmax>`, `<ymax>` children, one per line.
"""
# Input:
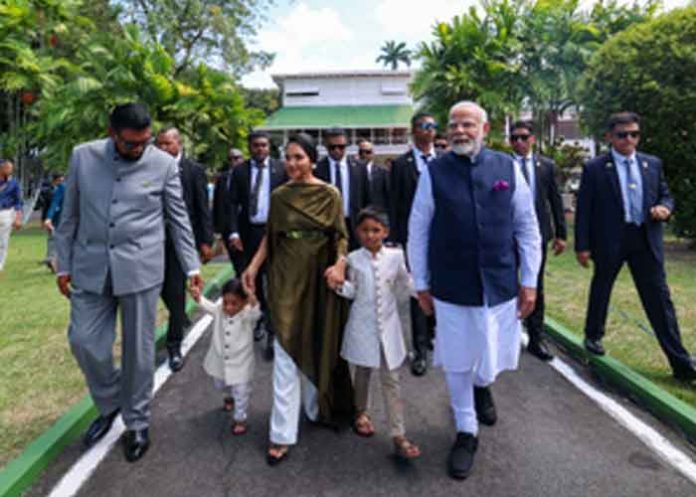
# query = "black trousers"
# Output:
<box><xmin>525</xmin><ymin>243</ymin><xmax>548</xmax><ymax>343</ymax></box>
<box><xmin>584</xmin><ymin>224</ymin><xmax>691</xmax><ymax>372</ymax></box>
<box><xmin>162</xmin><ymin>239</ymin><xmax>187</xmax><ymax>349</ymax></box>
<box><xmin>221</xmin><ymin>231</ymin><xmax>245</xmax><ymax>277</ymax></box>
<box><xmin>410</xmin><ymin>297</ymin><xmax>434</xmax><ymax>359</ymax></box>
<box><xmin>240</xmin><ymin>224</ymin><xmax>271</xmax><ymax>334</ymax></box>
<box><xmin>345</xmin><ymin>217</ymin><xmax>359</xmax><ymax>252</ymax></box>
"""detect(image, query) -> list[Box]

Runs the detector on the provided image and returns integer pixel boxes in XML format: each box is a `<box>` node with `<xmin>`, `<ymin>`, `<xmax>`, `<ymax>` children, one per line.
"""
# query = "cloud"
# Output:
<box><xmin>374</xmin><ymin>0</ymin><xmax>478</xmax><ymax>41</ymax></box>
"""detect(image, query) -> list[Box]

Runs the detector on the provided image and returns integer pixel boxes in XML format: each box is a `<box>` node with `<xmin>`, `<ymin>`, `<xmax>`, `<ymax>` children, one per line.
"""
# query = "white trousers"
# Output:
<box><xmin>270</xmin><ymin>340</ymin><xmax>318</xmax><ymax>445</ymax></box>
<box><xmin>214</xmin><ymin>379</ymin><xmax>252</xmax><ymax>422</ymax></box>
<box><xmin>445</xmin><ymin>370</ymin><xmax>479</xmax><ymax>435</ymax></box>
<box><xmin>0</xmin><ymin>209</ymin><xmax>14</xmax><ymax>271</ymax></box>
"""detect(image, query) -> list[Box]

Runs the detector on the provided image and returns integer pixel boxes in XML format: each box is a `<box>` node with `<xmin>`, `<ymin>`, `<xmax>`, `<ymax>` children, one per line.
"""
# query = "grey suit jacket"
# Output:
<box><xmin>56</xmin><ymin>138</ymin><xmax>200</xmax><ymax>296</ymax></box>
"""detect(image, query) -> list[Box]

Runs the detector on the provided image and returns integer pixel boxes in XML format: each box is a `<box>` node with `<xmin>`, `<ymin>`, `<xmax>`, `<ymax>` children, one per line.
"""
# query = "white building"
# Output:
<box><xmin>256</xmin><ymin>70</ymin><xmax>415</xmax><ymax>157</ymax></box>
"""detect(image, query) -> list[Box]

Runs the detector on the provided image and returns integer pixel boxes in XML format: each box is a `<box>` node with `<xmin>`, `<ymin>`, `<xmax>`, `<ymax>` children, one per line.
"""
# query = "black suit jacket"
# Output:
<box><xmin>389</xmin><ymin>149</ymin><xmax>424</xmax><ymax>245</ymax></box>
<box><xmin>228</xmin><ymin>158</ymin><xmax>286</xmax><ymax>247</ymax></box>
<box><xmin>315</xmin><ymin>156</ymin><xmax>370</xmax><ymax>227</ymax></box>
<box><xmin>213</xmin><ymin>168</ymin><xmax>234</xmax><ymax>235</ymax></box>
<box><xmin>517</xmin><ymin>154</ymin><xmax>567</xmax><ymax>243</ymax></box>
<box><xmin>364</xmin><ymin>161</ymin><xmax>390</xmax><ymax>212</ymax></box>
<box><xmin>575</xmin><ymin>151</ymin><xmax>674</xmax><ymax>264</ymax></box>
<box><xmin>173</xmin><ymin>156</ymin><xmax>214</xmax><ymax>249</ymax></box>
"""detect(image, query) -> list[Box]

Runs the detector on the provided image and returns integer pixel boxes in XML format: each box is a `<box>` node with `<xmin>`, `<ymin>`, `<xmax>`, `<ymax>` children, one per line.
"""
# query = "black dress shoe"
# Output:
<box><xmin>673</xmin><ymin>359</ymin><xmax>696</xmax><ymax>381</ymax></box>
<box><xmin>474</xmin><ymin>386</ymin><xmax>497</xmax><ymax>426</ymax></box>
<box><xmin>448</xmin><ymin>432</ymin><xmax>478</xmax><ymax>480</ymax></box>
<box><xmin>83</xmin><ymin>409</ymin><xmax>120</xmax><ymax>448</ymax></box>
<box><xmin>584</xmin><ymin>338</ymin><xmax>605</xmax><ymax>356</ymax></box>
<box><xmin>410</xmin><ymin>355</ymin><xmax>427</xmax><ymax>377</ymax></box>
<box><xmin>168</xmin><ymin>346</ymin><xmax>185</xmax><ymax>372</ymax></box>
<box><xmin>123</xmin><ymin>429</ymin><xmax>150</xmax><ymax>462</ymax></box>
<box><xmin>527</xmin><ymin>339</ymin><xmax>554</xmax><ymax>362</ymax></box>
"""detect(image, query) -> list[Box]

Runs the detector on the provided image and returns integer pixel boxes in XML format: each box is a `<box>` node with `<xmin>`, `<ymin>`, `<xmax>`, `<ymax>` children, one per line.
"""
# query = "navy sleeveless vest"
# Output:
<box><xmin>428</xmin><ymin>148</ymin><xmax>518</xmax><ymax>306</ymax></box>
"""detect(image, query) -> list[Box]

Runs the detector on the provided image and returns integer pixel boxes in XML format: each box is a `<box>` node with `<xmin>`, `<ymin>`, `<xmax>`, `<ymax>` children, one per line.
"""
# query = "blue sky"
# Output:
<box><xmin>241</xmin><ymin>0</ymin><xmax>690</xmax><ymax>89</ymax></box>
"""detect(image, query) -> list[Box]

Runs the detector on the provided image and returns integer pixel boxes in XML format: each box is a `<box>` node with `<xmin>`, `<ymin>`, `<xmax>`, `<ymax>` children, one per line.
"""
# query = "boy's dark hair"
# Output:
<box><xmin>248</xmin><ymin>130</ymin><xmax>271</xmax><ymax>145</ymax></box>
<box><xmin>510</xmin><ymin>120</ymin><xmax>534</xmax><ymax>135</ymax></box>
<box><xmin>221</xmin><ymin>278</ymin><xmax>248</xmax><ymax>299</ymax></box>
<box><xmin>357</xmin><ymin>206</ymin><xmax>390</xmax><ymax>229</ymax></box>
<box><xmin>109</xmin><ymin>103</ymin><xmax>151</xmax><ymax>132</ymax></box>
<box><xmin>607</xmin><ymin>112</ymin><xmax>641</xmax><ymax>131</ymax></box>
<box><xmin>411</xmin><ymin>112</ymin><xmax>434</xmax><ymax>129</ymax></box>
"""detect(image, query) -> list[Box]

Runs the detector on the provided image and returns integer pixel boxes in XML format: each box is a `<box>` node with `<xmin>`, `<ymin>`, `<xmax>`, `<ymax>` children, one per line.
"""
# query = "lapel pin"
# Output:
<box><xmin>605</xmin><ymin>162</ymin><xmax>613</xmax><ymax>169</ymax></box>
<box><xmin>642</xmin><ymin>161</ymin><xmax>648</xmax><ymax>169</ymax></box>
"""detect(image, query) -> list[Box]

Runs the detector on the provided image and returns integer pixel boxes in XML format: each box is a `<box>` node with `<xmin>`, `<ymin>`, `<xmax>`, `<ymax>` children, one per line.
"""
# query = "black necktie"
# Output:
<box><xmin>249</xmin><ymin>161</ymin><xmax>265</xmax><ymax>218</ymax></box>
<box><xmin>334</xmin><ymin>160</ymin><xmax>343</xmax><ymax>195</ymax></box>
<box><xmin>520</xmin><ymin>157</ymin><xmax>530</xmax><ymax>185</ymax></box>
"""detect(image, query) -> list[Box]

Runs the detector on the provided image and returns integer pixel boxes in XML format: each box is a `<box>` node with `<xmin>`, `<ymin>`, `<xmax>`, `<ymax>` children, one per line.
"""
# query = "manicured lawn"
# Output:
<box><xmin>0</xmin><ymin>225</ymin><xmax>228</xmax><ymax>469</ymax></box>
<box><xmin>545</xmin><ymin>219</ymin><xmax>696</xmax><ymax>406</ymax></box>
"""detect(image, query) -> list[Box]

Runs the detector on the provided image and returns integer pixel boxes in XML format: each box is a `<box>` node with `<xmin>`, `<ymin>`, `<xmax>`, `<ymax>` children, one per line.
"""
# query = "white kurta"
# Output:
<box><xmin>407</xmin><ymin>154</ymin><xmax>541</xmax><ymax>382</ymax></box>
<box><xmin>198</xmin><ymin>296</ymin><xmax>261</xmax><ymax>385</ymax></box>
<box><xmin>338</xmin><ymin>247</ymin><xmax>412</xmax><ymax>370</ymax></box>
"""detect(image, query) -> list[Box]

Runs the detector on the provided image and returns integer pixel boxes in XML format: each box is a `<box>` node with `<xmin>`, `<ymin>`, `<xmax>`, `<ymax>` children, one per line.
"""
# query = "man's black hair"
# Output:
<box><xmin>248</xmin><ymin>130</ymin><xmax>271</xmax><ymax>145</ymax></box>
<box><xmin>411</xmin><ymin>112</ymin><xmax>435</xmax><ymax>129</ymax></box>
<box><xmin>607</xmin><ymin>112</ymin><xmax>641</xmax><ymax>131</ymax></box>
<box><xmin>510</xmin><ymin>120</ymin><xmax>534</xmax><ymax>135</ymax></box>
<box><xmin>109</xmin><ymin>103</ymin><xmax>151</xmax><ymax>132</ymax></box>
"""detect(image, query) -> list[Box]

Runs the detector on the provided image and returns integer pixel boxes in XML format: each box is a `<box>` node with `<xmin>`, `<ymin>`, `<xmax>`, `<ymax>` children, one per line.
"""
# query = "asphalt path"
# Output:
<box><xmin>25</xmin><ymin>314</ymin><xmax>696</xmax><ymax>497</ymax></box>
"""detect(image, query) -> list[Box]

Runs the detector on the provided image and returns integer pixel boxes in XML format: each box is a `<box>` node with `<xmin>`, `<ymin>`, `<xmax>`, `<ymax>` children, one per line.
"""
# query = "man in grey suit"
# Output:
<box><xmin>55</xmin><ymin>103</ymin><xmax>202</xmax><ymax>462</ymax></box>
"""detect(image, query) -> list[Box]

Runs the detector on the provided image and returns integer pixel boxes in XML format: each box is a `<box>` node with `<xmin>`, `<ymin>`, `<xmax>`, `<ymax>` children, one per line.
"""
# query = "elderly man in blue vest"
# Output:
<box><xmin>408</xmin><ymin>101</ymin><xmax>541</xmax><ymax>479</ymax></box>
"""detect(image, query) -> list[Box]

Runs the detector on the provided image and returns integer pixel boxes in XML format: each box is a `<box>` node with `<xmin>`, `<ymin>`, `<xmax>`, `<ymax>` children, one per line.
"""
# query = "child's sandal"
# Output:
<box><xmin>353</xmin><ymin>412</ymin><xmax>375</xmax><ymax>437</ymax></box>
<box><xmin>222</xmin><ymin>397</ymin><xmax>234</xmax><ymax>412</ymax></box>
<box><xmin>231</xmin><ymin>421</ymin><xmax>247</xmax><ymax>436</ymax></box>
<box><xmin>393</xmin><ymin>436</ymin><xmax>421</xmax><ymax>460</ymax></box>
<box><xmin>266</xmin><ymin>444</ymin><xmax>290</xmax><ymax>466</ymax></box>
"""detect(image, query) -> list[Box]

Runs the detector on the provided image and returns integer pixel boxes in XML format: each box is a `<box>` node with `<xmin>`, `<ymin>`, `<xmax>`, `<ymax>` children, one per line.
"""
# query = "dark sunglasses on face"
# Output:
<box><xmin>510</xmin><ymin>134</ymin><xmax>531</xmax><ymax>142</ymax></box>
<box><xmin>434</xmin><ymin>143</ymin><xmax>448</xmax><ymax>149</ymax></box>
<box><xmin>229</xmin><ymin>155</ymin><xmax>243</xmax><ymax>160</ymax></box>
<box><xmin>118</xmin><ymin>136</ymin><xmax>152</xmax><ymax>151</ymax></box>
<box><xmin>359</xmin><ymin>149</ymin><xmax>373</xmax><ymax>155</ymax></box>
<box><xmin>615</xmin><ymin>131</ymin><xmax>640</xmax><ymax>139</ymax></box>
<box><xmin>417</xmin><ymin>122</ymin><xmax>438</xmax><ymax>131</ymax></box>
<box><xmin>329</xmin><ymin>144</ymin><xmax>347</xmax><ymax>150</ymax></box>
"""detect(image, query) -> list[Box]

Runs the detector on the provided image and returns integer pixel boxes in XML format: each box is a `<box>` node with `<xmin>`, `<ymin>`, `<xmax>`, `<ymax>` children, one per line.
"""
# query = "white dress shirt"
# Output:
<box><xmin>329</xmin><ymin>157</ymin><xmax>350</xmax><ymax>216</ymax></box>
<box><xmin>413</xmin><ymin>146</ymin><xmax>437</xmax><ymax>174</ymax></box>
<box><xmin>249</xmin><ymin>157</ymin><xmax>271</xmax><ymax>225</ymax></box>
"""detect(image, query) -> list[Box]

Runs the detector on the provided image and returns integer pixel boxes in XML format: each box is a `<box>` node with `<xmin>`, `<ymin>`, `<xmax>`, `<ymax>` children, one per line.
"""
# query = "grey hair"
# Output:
<box><xmin>157</xmin><ymin>126</ymin><xmax>181</xmax><ymax>143</ymax></box>
<box><xmin>449</xmin><ymin>101</ymin><xmax>488</xmax><ymax>124</ymax></box>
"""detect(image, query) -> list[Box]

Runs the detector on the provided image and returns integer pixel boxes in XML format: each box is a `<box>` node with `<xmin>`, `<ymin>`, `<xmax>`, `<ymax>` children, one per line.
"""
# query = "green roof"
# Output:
<box><xmin>259</xmin><ymin>105</ymin><xmax>413</xmax><ymax>130</ymax></box>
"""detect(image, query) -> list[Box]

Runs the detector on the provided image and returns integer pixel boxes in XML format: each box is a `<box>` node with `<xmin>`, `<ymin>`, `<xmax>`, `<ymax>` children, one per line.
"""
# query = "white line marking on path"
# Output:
<box><xmin>549</xmin><ymin>357</ymin><xmax>696</xmax><ymax>486</ymax></box>
<box><xmin>47</xmin><ymin>311</ymin><xmax>215</xmax><ymax>497</ymax></box>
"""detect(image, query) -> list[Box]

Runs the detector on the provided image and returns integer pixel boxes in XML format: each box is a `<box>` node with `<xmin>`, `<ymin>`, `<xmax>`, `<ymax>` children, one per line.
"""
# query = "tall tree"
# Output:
<box><xmin>376</xmin><ymin>40</ymin><xmax>412</xmax><ymax>70</ymax></box>
<box><xmin>119</xmin><ymin>0</ymin><xmax>275</xmax><ymax>76</ymax></box>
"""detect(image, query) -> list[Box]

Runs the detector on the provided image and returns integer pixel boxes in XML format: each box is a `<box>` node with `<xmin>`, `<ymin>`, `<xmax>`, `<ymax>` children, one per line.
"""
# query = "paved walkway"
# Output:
<box><xmin>26</xmin><ymin>314</ymin><xmax>695</xmax><ymax>497</ymax></box>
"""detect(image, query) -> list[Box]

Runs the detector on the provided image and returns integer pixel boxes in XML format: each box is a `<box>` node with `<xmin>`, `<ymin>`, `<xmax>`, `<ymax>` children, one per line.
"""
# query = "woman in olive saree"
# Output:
<box><xmin>242</xmin><ymin>134</ymin><xmax>353</xmax><ymax>465</ymax></box>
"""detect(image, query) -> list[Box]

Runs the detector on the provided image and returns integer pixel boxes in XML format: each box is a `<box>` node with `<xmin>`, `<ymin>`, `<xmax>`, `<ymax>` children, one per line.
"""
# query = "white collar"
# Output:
<box><xmin>331</xmin><ymin>156</ymin><xmax>347</xmax><ymax>168</ymax></box>
<box><xmin>611</xmin><ymin>148</ymin><xmax>637</xmax><ymax>165</ymax></box>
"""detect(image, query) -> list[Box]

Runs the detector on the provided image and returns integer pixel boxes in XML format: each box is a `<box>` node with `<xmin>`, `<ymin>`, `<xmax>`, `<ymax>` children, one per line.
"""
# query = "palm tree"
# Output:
<box><xmin>376</xmin><ymin>40</ymin><xmax>412</xmax><ymax>70</ymax></box>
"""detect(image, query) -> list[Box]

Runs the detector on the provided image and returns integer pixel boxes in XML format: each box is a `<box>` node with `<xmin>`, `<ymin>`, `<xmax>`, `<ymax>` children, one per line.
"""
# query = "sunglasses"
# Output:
<box><xmin>229</xmin><ymin>155</ymin><xmax>243</xmax><ymax>160</ymax></box>
<box><xmin>118</xmin><ymin>136</ymin><xmax>152</xmax><ymax>151</ymax></box>
<box><xmin>328</xmin><ymin>144</ymin><xmax>347</xmax><ymax>150</ymax></box>
<box><xmin>359</xmin><ymin>149</ymin><xmax>374</xmax><ymax>155</ymax></box>
<box><xmin>434</xmin><ymin>143</ymin><xmax>448</xmax><ymax>149</ymax></box>
<box><xmin>417</xmin><ymin>122</ymin><xmax>438</xmax><ymax>131</ymax></box>
<box><xmin>614</xmin><ymin>131</ymin><xmax>640</xmax><ymax>139</ymax></box>
<box><xmin>510</xmin><ymin>134</ymin><xmax>531</xmax><ymax>142</ymax></box>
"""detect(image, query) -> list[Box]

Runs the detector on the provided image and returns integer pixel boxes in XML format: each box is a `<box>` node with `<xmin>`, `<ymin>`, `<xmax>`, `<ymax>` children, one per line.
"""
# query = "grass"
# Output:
<box><xmin>545</xmin><ymin>219</ymin><xmax>696</xmax><ymax>406</ymax></box>
<box><xmin>0</xmin><ymin>224</ymin><xmax>226</xmax><ymax>469</ymax></box>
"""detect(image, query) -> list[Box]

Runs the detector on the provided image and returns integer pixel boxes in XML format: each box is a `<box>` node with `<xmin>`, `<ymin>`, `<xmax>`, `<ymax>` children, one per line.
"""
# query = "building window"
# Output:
<box><xmin>392</xmin><ymin>128</ymin><xmax>408</xmax><ymax>144</ymax></box>
<box><xmin>286</xmin><ymin>87</ymin><xmax>320</xmax><ymax>97</ymax></box>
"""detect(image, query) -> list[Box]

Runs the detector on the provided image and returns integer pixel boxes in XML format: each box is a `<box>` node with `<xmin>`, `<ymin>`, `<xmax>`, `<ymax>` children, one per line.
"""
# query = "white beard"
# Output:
<box><xmin>451</xmin><ymin>138</ymin><xmax>481</xmax><ymax>158</ymax></box>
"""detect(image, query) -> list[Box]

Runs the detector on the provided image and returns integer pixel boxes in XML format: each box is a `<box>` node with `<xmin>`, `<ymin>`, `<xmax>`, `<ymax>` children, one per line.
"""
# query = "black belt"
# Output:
<box><xmin>280</xmin><ymin>230</ymin><xmax>329</xmax><ymax>240</ymax></box>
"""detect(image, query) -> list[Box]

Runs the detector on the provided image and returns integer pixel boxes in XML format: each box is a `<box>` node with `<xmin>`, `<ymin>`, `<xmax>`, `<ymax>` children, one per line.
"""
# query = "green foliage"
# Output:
<box><xmin>579</xmin><ymin>7</ymin><xmax>696</xmax><ymax>239</ymax></box>
<box><xmin>241</xmin><ymin>87</ymin><xmax>280</xmax><ymax>117</ymax></box>
<box><xmin>376</xmin><ymin>40</ymin><xmax>412</xmax><ymax>70</ymax></box>
<box><xmin>119</xmin><ymin>0</ymin><xmax>275</xmax><ymax>76</ymax></box>
<box><xmin>543</xmin><ymin>139</ymin><xmax>588</xmax><ymax>185</ymax></box>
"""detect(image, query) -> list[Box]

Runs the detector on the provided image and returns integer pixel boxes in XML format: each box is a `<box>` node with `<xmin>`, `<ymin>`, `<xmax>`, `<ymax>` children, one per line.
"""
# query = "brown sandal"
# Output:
<box><xmin>393</xmin><ymin>436</ymin><xmax>421</xmax><ymax>460</ymax></box>
<box><xmin>222</xmin><ymin>397</ymin><xmax>234</xmax><ymax>412</ymax></box>
<box><xmin>267</xmin><ymin>444</ymin><xmax>290</xmax><ymax>466</ymax></box>
<box><xmin>353</xmin><ymin>412</ymin><xmax>376</xmax><ymax>437</ymax></box>
<box><xmin>231</xmin><ymin>421</ymin><xmax>247</xmax><ymax>436</ymax></box>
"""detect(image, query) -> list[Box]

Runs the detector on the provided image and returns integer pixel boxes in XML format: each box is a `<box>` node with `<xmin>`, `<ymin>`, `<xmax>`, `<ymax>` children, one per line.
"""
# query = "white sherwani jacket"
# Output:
<box><xmin>199</xmin><ymin>297</ymin><xmax>261</xmax><ymax>385</ymax></box>
<box><xmin>338</xmin><ymin>247</ymin><xmax>412</xmax><ymax>370</ymax></box>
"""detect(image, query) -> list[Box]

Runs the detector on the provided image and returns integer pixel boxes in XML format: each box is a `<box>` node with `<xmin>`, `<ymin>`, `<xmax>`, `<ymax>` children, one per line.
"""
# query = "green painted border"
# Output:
<box><xmin>0</xmin><ymin>265</ymin><xmax>233</xmax><ymax>497</ymax></box>
<box><xmin>545</xmin><ymin>316</ymin><xmax>696</xmax><ymax>441</ymax></box>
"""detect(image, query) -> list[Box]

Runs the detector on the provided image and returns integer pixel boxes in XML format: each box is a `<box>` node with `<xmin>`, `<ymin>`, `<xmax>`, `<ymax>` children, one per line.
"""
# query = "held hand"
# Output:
<box><xmin>650</xmin><ymin>205</ymin><xmax>671</xmax><ymax>222</ymax></box>
<box><xmin>576</xmin><ymin>251</ymin><xmax>591</xmax><ymax>268</ymax></box>
<box><xmin>43</xmin><ymin>219</ymin><xmax>54</xmax><ymax>233</ymax></box>
<box><xmin>57</xmin><ymin>274</ymin><xmax>72</xmax><ymax>298</ymax></box>
<box><xmin>416</xmin><ymin>290</ymin><xmax>434</xmax><ymax>316</ymax></box>
<box><xmin>552</xmin><ymin>238</ymin><xmax>567</xmax><ymax>256</ymax></box>
<box><xmin>188</xmin><ymin>274</ymin><xmax>204</xmax><ymax>297</ymax></box>
<box><xmin>199</xmin><ymin>244</ymin><xmax>213</xmax><ymax>264</ymax></box>
<box><xmin>12</xmin><ymin>219</ymin><xmax>21</xmax><ymax>230</ymax></box>
<box><xmin>191</xmin><ymin>285</ymin><xmax>202</xmax><ymax>302</ymax></box>
<box><xmin>229</xmin><ymin>237</ymin><xmax>244</xmax><ymax>252</ymax></box>
<box><xmin>324</xmin><ymin>263</ymin><xmax>346</xmax><ymax>290</ymax></box>
<box><xmin>242</xmin><ymin>267</ymin><xmax>257</xmax><ymax>295</ymax></box>
<box><xmin>517</xmin><ymin>286</ymin><xmax>537</xmax><ymax>319</ymax></box>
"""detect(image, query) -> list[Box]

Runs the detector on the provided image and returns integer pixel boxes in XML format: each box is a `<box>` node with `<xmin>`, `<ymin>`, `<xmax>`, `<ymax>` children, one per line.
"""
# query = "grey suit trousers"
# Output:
<box><xmin>68</xmin><ymin>278</ymin><xmax>161</xmax><ymax>430</ymax></box>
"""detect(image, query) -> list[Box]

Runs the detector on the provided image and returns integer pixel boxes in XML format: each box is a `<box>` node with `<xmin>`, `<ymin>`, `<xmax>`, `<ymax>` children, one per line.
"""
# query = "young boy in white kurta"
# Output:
<box><xmin>337</xmin><ymin>208</ymin><xmax>420</xmax><ymax>459</ymax></box>
<box><xmin>194</xmin><ymin>278</ymin><xmax>261</xmax><ymax>435</ymax></box>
